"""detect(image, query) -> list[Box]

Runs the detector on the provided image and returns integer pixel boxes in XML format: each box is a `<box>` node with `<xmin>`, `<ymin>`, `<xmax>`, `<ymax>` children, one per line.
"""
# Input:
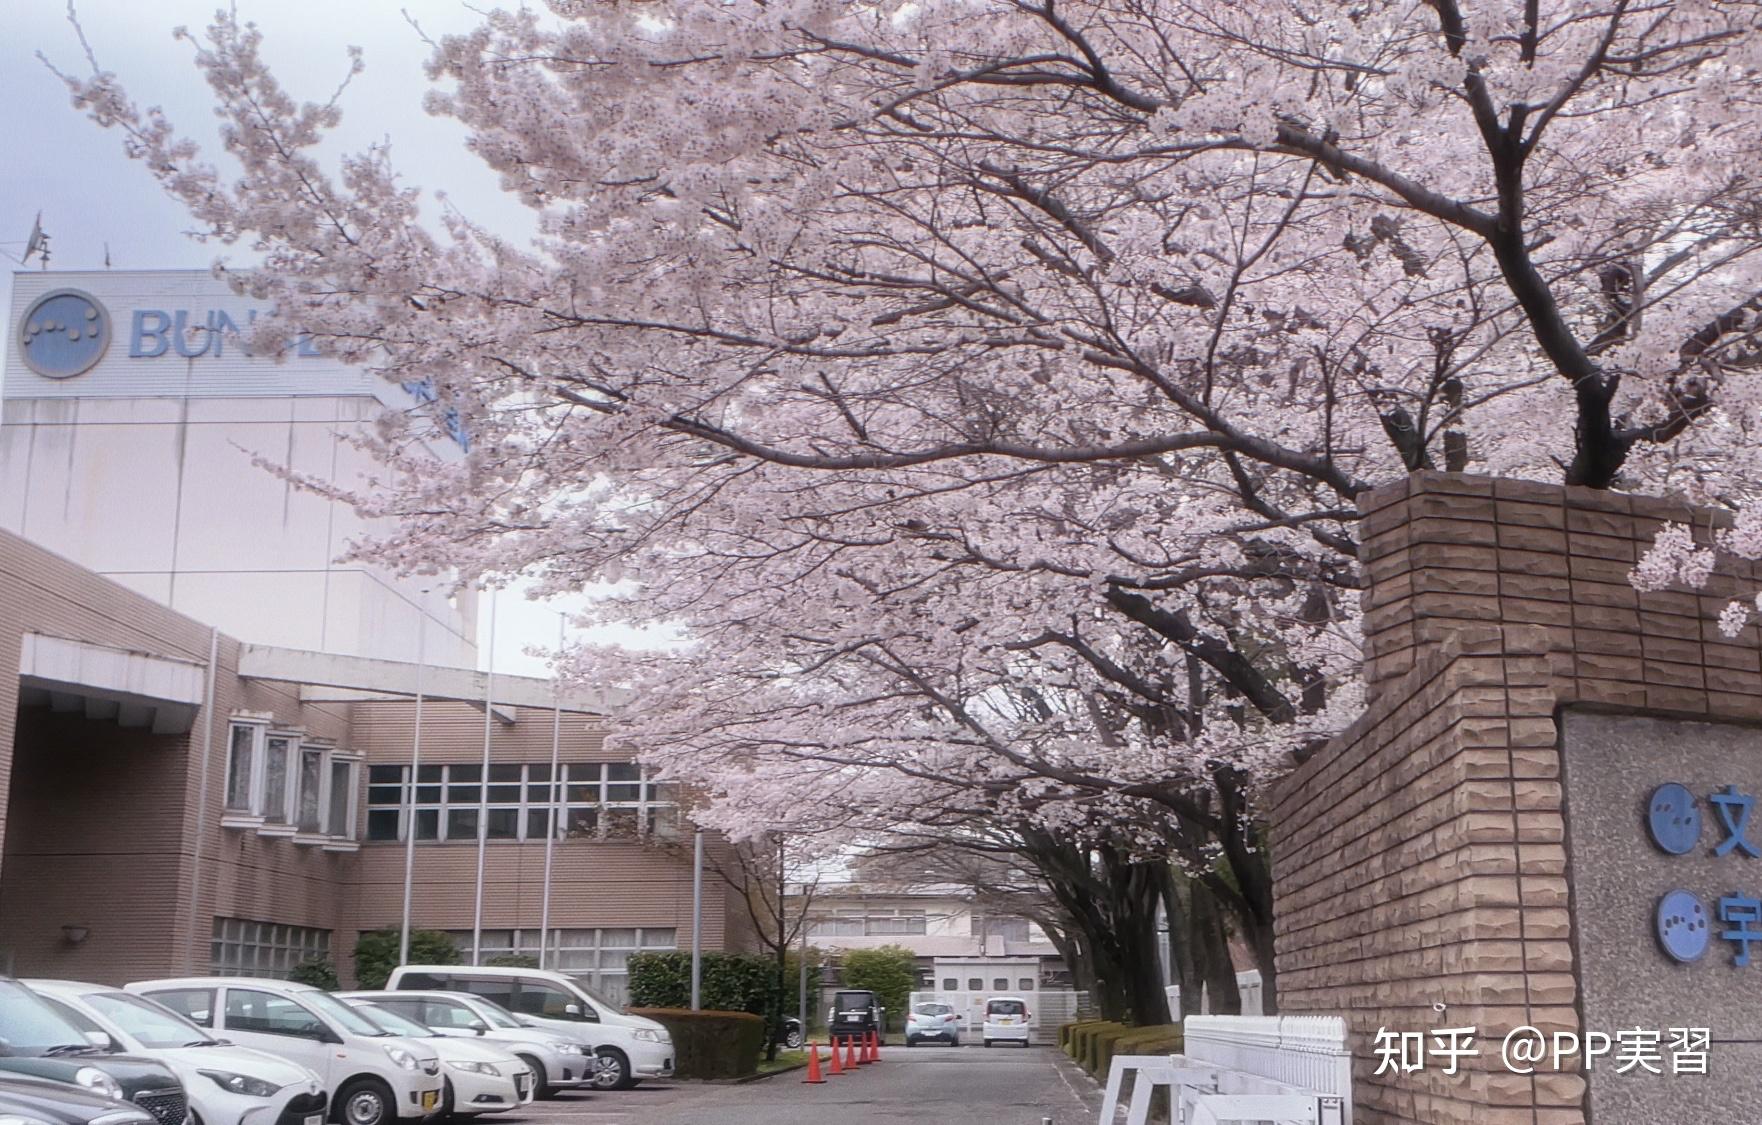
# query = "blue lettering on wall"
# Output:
<box><xmin>172</xmin><ymin>310</ymin><xmax>211</xmax><ymax>358</ymax></box>
<box><xmin>129</xmin><ymin>310</ymin><xmax>171</xmax><ymax>357</ymax></box>
<box><xmin>1712</xmin><ymin>786</ymin><xmax>1760</xmax><ymax>858</ymax></box>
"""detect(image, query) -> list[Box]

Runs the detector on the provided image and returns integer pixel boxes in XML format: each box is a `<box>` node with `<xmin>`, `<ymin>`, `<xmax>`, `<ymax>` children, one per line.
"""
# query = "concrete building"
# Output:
<box><xmin>3</xmin><ymin>270</ymin><xmax>476</xmax><ymax>666</ymax></box>
<box><xmin>0</xmin><ymin>525</ymin><xmax>751</xmax><ymax>997</ymax></box>
<box><xmin>1</xmin><ymin>269</ymin><xmax>752</xmax><ymax>997</ymax></box>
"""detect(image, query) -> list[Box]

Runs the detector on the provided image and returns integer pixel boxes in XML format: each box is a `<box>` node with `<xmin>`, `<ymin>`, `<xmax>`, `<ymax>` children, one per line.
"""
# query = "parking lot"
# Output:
<box><xmin>496</xmin><ymin>1044</ymin><xmax>1100</xmax><ymax>1125</ymax></box>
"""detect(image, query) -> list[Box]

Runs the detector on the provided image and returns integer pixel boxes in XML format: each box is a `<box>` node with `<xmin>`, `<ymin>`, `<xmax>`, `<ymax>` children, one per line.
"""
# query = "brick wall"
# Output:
<box><xmin>1272</xmin><ymin>472</ymin><xmax>1762</xmax><ymax>1125</ymax></box>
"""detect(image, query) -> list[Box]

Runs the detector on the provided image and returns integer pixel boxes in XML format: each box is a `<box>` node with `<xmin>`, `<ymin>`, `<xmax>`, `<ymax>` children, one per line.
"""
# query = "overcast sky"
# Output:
<box><xmin>2</xmin><ymin>0</ymin><xmax>600</xmax><ymax>677</ymax></box>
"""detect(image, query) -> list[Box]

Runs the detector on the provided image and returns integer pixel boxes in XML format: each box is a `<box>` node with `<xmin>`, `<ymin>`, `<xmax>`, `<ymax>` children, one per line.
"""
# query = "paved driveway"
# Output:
<box><xmin>499</xmin><ymin>1043</ymin><xmax>1101</xmax><ymax>1125</ymax></box>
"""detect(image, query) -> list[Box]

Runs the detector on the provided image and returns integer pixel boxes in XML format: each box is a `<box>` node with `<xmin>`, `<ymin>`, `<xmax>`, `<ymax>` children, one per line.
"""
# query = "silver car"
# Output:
<box><xmin>337</xmin><ymin>992</ymin><xmax>594</xmax><ymax>1098</ymax></box>
<box><xmin>904</xmin><ymin>1002</ymin><xmax>961</xmax><ymax>1047</ymax></box>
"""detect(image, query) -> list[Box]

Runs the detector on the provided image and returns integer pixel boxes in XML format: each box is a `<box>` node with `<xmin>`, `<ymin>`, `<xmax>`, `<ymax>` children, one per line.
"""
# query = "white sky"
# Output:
<box><xmin>1</xmin><ymin>0</ymin><xmax>605</xmax><ymax>677</ymax></box>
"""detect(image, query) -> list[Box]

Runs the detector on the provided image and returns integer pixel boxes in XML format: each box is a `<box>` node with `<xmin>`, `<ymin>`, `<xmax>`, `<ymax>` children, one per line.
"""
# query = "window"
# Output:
<box><xmin>941</xmin><ymin>978</ymin><xmax>958</xmax><ymax>991</ymax></box>
<box><xmin>865</xmin><ymin>910</ymin><xmax>927</xmax><ymax>936</ymax></box>
<box><xmin>225</xmin><ymin>989</ymin><xmax>327</xmax><ymax>1038</ymax></box>
<box><xmin>511</xmin><ymin>980</ymin><xmax>589</xmax><ymax>1022</ymax></box>
<box><xmin>1018</xmin><ymin>978</ymin><xmax>1035</xmax><ymax>991</ymax></box>
<box><xmin>144</xmin><ymin>988</ymin><xmax>215</xmax><ymax>1028</ymax></box>
<box><xmin>807</xmin><ymin>913</ymin><xmax>865</xmax><ymax>938</ymax></box>
<box><xmin>210</xmin><ymin>917</ymin><xmax>332</xmax><ymax>979</ymax></box>
<box><xmin>364</xmin><ymin>762</ymin><xmax>674</xmax><ymax>843</ymax></box>
<box><xmin>455</xmin><ymin>976</ymin><xmax>516</xmax><ymax>1009</ymax></box>
<box><xmin>86</xmin><ymin>991</ymin><xmax>212</xmax><ymax>1049</ymax></box>
<box><xmin>972</xmin><ymin>914</ymin><xmax>1032</xmax><ymax>942</ymax></box>
<box><xmin>415</xmin><ymin>998</ymin><xmax>481</xmax><ymax>1031</ymax></box>
<box><xmin>224</xmin><ymin>722</ymin><xmax>263</xmax><ymax>817</ymax></box>
<box><xmin>987</xmin><ymin>998</ymin><xmax>1027</xmax><ymax>1016</ymax></box>
<box><xmin>992</xmin><ymin>978</ymin><xmax>1009</xmax><ymax>991</ymax></box>
<box><xmin>40</xmin><ymin>996</ymin><xmax>105</xmax><ymax>1040</ymax></box>
<box><xmin>966</xmin><ymin>978</ymin><xmax>982</xmax><ymax>991</ymax></box>
<box><xmin>445</xmin><ymin>927</ymin><xmax>675</xmax><ymax>1008</ymax></box>
<box><xmin>224</xmin><ymin>721</ymin><xmax>356</xmax><ymax>843</ymax></box>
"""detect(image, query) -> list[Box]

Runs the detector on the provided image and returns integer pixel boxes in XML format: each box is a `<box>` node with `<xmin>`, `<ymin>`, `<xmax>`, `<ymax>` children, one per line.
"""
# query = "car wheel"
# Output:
<box><xmin>333</xmin><ymin>1077</ymin><xmax>395</xmax><ymax>1125</ymax></box>
<box><xmin>518</xmin><ymin>1056</ymin><xmax>556</xmax><ymax>1100</ymax></box>
<box><xmin>905</xmin><ymin>1036</ymin><xmax>916</xmax><ymax>1048</ymax></box>
<box><xmin>983</xmin><ymin>1039</ymin><xmax>992</xmax><ymax>1048</ymax></box>
<box><xmin>592</xmin><ymin>1047</ymin><xmax>638</xmax><ymax>1091</ymax></box>
<box><xmin>784</xmin><ymin>1027</ymin><xmax>804</xmax><ymax>1050</ymax></box>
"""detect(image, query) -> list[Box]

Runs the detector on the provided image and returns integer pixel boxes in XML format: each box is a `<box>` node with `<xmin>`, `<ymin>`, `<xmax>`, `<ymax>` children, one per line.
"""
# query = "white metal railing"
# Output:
<box><xmin>1098</xmin><ymin>1015</ymin><xmax>1351</xmax><ymax>1125</ymax></box>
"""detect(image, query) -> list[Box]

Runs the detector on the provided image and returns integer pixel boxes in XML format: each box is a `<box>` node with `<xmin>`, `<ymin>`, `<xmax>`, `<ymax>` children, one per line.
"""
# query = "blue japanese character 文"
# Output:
<box><xmin>1711</xmin><ymin>785</ymin><xmax>1760</xmax><ymax>858</ymax></box>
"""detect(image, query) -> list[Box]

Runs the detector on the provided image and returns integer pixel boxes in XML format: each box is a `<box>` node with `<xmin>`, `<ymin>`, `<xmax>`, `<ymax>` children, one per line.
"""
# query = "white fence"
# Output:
<box><xmin>908</xmin><ymin>989</ymin><xmax>1087</xmax><ymax>1043</ymax></box>
<box><xmin>1165</xmin><ymin>968</ymin><xmax>1263</xmax><ymax>1019</ymax></box>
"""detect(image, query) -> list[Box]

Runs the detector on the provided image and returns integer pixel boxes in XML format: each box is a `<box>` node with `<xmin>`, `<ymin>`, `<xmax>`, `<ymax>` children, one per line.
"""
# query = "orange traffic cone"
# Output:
<box><xmin>862</xmin><ymin>1030</ymin><xmax>876</xmax><ymax>1064</ymax></box>
<box><xmin>845</xmin><ymin>1034</ymin><xmax>861</xmax><ymax>1069</ymax></box>
<box><xmin>828</xmin><ymin>1037</ymin><xmax>845</xmax><ymax>1076</ymax></box>
<box><xmin>803</xmin><ymin>1043</ymin><xmax>826</xmax><ymax>1084</ymax></box>
<box><xmin>871</xmin><ymin>1029</ymin><xmax>883</xmax><ymax>1062</ymax></box>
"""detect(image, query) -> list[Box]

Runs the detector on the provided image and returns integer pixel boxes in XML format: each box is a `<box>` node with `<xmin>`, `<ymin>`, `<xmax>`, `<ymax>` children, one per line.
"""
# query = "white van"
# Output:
<box><xmin>980</xmin><ymin>996</ymin><xmax>1032</xmax><ymax>1047</ymax></box>
<box><xmin>384</xmin><ymin>966</ymin><xmax>671</xmax><ymax>1090</ymax></box>
<box><xmin>125</xmin><ymin>979</ymin><xmax>444</xmax><ymax>1125</ymax></box>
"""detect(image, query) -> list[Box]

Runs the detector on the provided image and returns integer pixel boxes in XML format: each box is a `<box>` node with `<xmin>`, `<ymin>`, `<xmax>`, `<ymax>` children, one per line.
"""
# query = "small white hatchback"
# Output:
<box><xmin>980</xmin><ymin>997</ymin><xmax>1032</xmax><ymax>1048</ymax></box>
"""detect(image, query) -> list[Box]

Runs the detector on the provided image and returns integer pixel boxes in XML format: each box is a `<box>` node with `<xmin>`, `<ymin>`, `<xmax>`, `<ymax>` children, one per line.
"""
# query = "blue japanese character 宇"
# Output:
<box><xmin>1719</xmin><ymin>894</ymin><xmax>1762</xmax><ymax>966</ymax></box>
<box><xmin>1712</xmin><ymin>785</ymin><xmax>1761</xmax><ymax>858</ymax></box>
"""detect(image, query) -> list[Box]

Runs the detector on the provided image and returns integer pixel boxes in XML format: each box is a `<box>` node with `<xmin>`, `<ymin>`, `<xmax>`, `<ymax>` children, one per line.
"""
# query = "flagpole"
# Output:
<box><xmin>471</xmin><ymin>591</ymin><xmax>497</xmax><ymax>965</ymax></box>
<box><xmin>538</xmin><ymin>613</ymin><xmax>564</xmax><ymax>968</ymax></box>
<box><xmin>399</xmin><ymin>607</ymin><xmax>427</xmax><ymax>965</ymax></box>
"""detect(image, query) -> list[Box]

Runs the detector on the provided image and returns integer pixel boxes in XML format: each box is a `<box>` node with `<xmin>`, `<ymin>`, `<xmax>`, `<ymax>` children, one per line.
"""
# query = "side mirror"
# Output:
<box><xmin>84</xmin><ymin>1031</ymin><xmax>115</xmax><ymax>1051</ymax></box>
<box><xmin>563</xmin><ymin>1003</ymin><xmax>582</xmax><ymax>1017</ymax></box>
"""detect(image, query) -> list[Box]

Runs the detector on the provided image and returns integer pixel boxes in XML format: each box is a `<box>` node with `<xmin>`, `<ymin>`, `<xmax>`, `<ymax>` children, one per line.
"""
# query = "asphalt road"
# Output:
<box><xmin>493</xmin><ymin>1043</ymin><xmax>1102</xmax><ymax>1125</ymax></box>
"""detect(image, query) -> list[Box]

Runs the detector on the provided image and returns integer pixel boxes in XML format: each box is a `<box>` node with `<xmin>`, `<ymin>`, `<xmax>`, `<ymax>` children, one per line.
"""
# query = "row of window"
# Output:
<box><xmin>210</xmin><ymin>917</ymin><xmax>333</xmax><ymax>979</ymax></box>
<box><xmin>808</xmin><ymin>910</ymin><xmax>929</xmax><ymax>937</ymax></box>
<box><xmin>224</xmin><ymin>721</ymin><xmax>359</xmax><ymax>844</ymax></box>
<box><xmin>364</xmin><ymin>762</ymin><xmax>676</xmax><ymax>843</ymax></box>
<box><xmin>942</xmin><ymin>976</ymin><xmax>1039</xmax><ymax>992</ymax></box>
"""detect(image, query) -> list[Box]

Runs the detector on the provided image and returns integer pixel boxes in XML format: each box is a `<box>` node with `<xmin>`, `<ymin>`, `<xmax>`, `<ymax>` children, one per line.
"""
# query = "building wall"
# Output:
<box><xmin>2</xmin><ymin>270</ymin><xmax>476</xmax><ymax>666</ymax></box>
<box><xmin>1272</xmin><ymin>473</ymin><xmax>1762</xmax><ymax>1125</ymax></box>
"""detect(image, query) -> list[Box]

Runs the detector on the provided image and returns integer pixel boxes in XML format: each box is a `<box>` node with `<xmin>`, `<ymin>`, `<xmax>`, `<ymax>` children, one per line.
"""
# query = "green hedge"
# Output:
<box><xmin>352</xmin><ymin>930</ymin><xmax>460</xmax><ymax>990</ymax></box>
<box><xmin>1060</xmin><ymin>1019</ymin><xmax>1113</xmax><ymax>1055</ymax></box>
<box><xmin>628</xmin><ymin>1008</ymin><xmax>766</xmax><ymax>1079</ymax></box>
<box><xmin>1101</xmin><ymin>1023</ymin><xmax>1183</xmax><ymax>1076</ymax></box>
<box><xmin>1090</xmin><ymin>1024</ymin><xmax>1136</xmax><ymax>1074</ymax></box>
<box><xmin>1069</xmin><ymin>1021</ymin><xmax>1123</xmax><ymax>1070</ymax></box>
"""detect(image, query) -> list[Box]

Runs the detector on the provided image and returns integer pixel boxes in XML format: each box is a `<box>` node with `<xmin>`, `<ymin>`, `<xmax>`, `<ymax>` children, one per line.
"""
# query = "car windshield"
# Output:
<box><xmin>913</xmin><ymin>1004</ymin><xmax>952</xmax><ymax>1016</ymax></box>
<box><xmin>460</xmin><ymin>998</ymin><xmax>523</xmax><ymax>1030</ymax></box>
<box><xmin>0</xmin><ymin>980</ymin><xmax>96</xmax><ymax>1055</ymax></box>
<box><xmin>557</xmin><ymin>975</ymin><xmax>619</xmax><ymax>1013</ymax></box>
<box><xmin>832</xmin><ymin>992</ymin><xmax>874</xmax><ymax>1012</ymax></box>
<box><xmin>987</xmin><ymin>1000</ymin><xmax>1026</xmax><ymax>1015</ymax></box>
<box><xmin>85</xmin><ymin>991</ymin><xmax>214</xmax><ymax>1049</ymax></box>
<box><xmin>299</xmin><ymin>990</ymin><xmax>389</xmax><ymax>1037</ymax></box>
<box><xmin>349</xmin><ymin>1003</ymin><xmax>439</xmax><ymax>1039</ymax></box>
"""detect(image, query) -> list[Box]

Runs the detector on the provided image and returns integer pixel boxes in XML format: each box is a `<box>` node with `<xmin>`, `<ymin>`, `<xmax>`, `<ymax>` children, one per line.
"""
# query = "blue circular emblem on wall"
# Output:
<box><xmin>1657</xmin><ymin>889</ymin><xmax>1711</xmax><ymax>962</ymax></box>
<box><xmin>17</xmin><ymin>289</ymin><xmax>111</xmax><ymax>379</ymax></box>
<box><xmin>1646</xmin><ymin>782</ymin><xmax>1701</xmax><ymax>855</ymax></box>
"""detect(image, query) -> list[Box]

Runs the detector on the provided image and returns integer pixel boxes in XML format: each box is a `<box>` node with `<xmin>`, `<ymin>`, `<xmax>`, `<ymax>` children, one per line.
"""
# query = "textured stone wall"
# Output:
<box><xmin>1272</xmin><ymin>472</ymin><xmax>1762</xmax><ymax>1125</ymax></box>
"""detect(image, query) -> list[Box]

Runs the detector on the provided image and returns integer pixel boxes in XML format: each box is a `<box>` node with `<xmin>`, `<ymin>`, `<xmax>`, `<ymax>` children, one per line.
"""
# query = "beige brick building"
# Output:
<box><xmin>0</xmin><ymin>526</ymin><xmax>753</xmax><ymax>993</ymax></box>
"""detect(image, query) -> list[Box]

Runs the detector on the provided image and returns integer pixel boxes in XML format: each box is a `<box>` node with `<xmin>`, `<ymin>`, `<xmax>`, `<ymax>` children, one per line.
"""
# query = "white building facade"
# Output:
<box><xmin>2</xmin><ymin>270</ymin><xmax>475</xmax><ymax>665</ymax></box>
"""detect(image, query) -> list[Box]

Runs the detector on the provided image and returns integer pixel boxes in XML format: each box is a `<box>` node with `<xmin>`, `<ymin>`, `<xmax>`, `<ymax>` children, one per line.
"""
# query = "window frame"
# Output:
<box><xmin>222</xmin><ymin>720</ymin><xmax>267</xmax><ymax>826</ymax></box>
<box><xmin>364</xmin><ymin>761</ymin><xmax>673</xmax><ymax>844</ymax></box>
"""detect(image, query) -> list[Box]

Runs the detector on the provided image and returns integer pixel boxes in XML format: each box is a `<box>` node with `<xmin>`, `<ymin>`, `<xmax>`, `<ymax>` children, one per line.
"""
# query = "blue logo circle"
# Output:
<box><xmin>1657</xmin><ymin>889</ymin><xmax>1711</xmax><ymax>962</ymax></box>
<box><xmin>17</xmin><ymin>289</ymin><xmax>111</xmax><ymax>379</ymax></box>
<box><xmin>1647</xmin><ymin>782</ymin><xmax>1702</xmax><ymax>855</ymax></box>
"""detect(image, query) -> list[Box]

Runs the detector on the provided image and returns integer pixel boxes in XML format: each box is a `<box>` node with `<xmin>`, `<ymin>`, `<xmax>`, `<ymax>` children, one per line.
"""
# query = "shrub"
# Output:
<box><xmin>628</xmin><ymin>1009</ymin><xmax>765</xmax><ymax>1079</ymax></box>
<box><xmin>288</xmin><ymin>958</ymin><xmax>339</xmax><ymax>990</ymax></box>
<box><xmin>352</xmin><ymin>929</ymin><xmax>461</xmax><ymax>990</ymax></box>
<box><xmin>1062</xmin><ymin>1019</ymin><xmax>1111</xmax><ymax>1055</ymax></box>
<box><xmin>1102</xmin><ymin>1023</ymin><xmax>1183</xmax><ymax>1076</ymax></box>
<box><xmin>837</xmin><ymin>945</ymin><xmax>916</xmax><ymax>1030</ymax></box>
<box><xmin>1090</xmin><ymin>1023</ymin><xmax>1136</xmax><ymax>1075</ymax></box>
<box><xmin>628</xmin><ymin>951</ymin><xmax>778</xmax><ymax>1015</ymax></box>
<box><xmin>1071</xmin><ymin>1021</ymin><xmax>1121</xmax><ymax>1068</ymax></box>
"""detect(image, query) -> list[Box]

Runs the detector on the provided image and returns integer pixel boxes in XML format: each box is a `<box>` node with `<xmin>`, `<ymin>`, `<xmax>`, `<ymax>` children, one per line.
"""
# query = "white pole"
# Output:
<box><xmin>799</xmin><ymin>926</ymin><xmax>808</xmax><ymax>1037</ymax></box>
<box><xmin>399</xmin><ymin>609</ymin><xmax>428</xmax><ymax>965</ymax></box>
<box><xmin>538</xmin><ymin>613</ymin><xmax>564</xmax><ymax>968</ymax></box>
<box><xmin>471</xmin><ymin>591</ymin><xmax>497</xmax><ymax>965</ymax></box>
<box><xmin>690</xmin><ymin>828</ymin><xmax>704</xmax><ymax>1010</ymax></box>
<box><xmin>186</xmin><ymin>627</ymin><xmax>219</xmax><ymax>972</ymax></box>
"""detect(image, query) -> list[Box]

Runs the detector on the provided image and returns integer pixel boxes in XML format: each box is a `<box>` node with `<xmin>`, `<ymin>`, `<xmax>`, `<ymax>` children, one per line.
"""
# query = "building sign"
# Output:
<box><xmin>126</xmin><ymin>308</ymin><xmax>324</xmax><ymax>359</ymax></box>
<box><xmin>17</xmin><ymin>289</ymin><xmax>111</xmax><ymax>378</ymax></box>
<box><xmin>1649</xmin><ymin>781</ymin><xmax>1762</xmax><ymax>966</ymax></box>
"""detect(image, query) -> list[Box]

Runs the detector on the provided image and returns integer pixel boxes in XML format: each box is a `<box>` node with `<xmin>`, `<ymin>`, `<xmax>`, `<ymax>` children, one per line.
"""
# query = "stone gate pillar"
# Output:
<box><xmin>1272</xmin><ymin>472</ymin><xmax>1762</xmax><ymax>1124</ymax></box>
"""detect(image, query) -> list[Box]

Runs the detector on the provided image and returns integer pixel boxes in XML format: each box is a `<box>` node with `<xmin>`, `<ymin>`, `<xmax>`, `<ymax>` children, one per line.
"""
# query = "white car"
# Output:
<box><xmin>26</xmin><ymin>981</ymin><xmax>326</xmax><ymax>1125</ymax></box>
<box><xmin>338</xmin><ymin>991</ymin><xmax>593</xmax><ymax>1097</ymax></box>
<box><xmin>125</xmin><ymin>979</ymin><xmax>444</xmax><ymax>1125</ymax></box>
<box><xmin>384</xmin><ymin>966</ymin><xmax>672</xmax><ymax>1090</ymax></box>
<box><xmin>335</xmin><ymin>999</ymin><xmax>531</xmax><ymax>1117</ymax></box>
<box><xmin>980</xmin><ymin>996</ymin><xmax>1032</xmax><ymax>1047</ymax></box>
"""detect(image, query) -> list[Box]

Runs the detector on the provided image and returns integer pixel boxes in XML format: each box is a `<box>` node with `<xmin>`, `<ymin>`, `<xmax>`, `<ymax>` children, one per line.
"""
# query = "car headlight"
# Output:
<box><xmin>445</xmin><ymin>1060</ymin><xmax>498</xmax><ymax>1076</ymax></box>
<box><xmin>383</xmin><ymin>1045</ymin><xmax>421</xmax><ymax>1071</ymax></box>
<box><xmin>631</xmin><ymin>1029</ymin><xmax>661</xmax><ymax>1044</ymax></box>
<box><xmin>200</xmin><ymin>1070</ymin><xmax>283</xmax><ymax>1099</ymax></box>
<box><xmin>74</xmin><ymin>1067</ymin><xmax>125</xmax><ymax>1101</ymax></box>
<box><xmin>562</xmin><ymin>1044</ymin><xmax>588</xmax><ymax>1055</ymax></box>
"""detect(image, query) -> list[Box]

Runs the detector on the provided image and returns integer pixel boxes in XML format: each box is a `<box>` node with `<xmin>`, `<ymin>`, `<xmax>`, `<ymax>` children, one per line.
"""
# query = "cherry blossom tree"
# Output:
<box><xmin>54</xmin><ymin>0</ymin><xmax>1762</xmax><ymax>1015</ymax></box>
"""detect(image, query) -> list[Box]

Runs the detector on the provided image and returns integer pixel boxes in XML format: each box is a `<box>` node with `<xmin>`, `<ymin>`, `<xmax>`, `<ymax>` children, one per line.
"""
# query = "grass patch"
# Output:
<box><xmin>754</xmin><ymin>1050</ymin><xmax>809</xmax><ymax>1076</ymax></box>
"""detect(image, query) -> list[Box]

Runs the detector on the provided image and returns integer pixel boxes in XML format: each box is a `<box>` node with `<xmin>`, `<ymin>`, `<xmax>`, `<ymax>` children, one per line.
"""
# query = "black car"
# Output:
<box><xmin>775</xmin><ymin>1017</ymin><xmax>804</xmax><ymax>1050</ymax></box>
<box><xmin>0</xmin><ymin>1074</ymin><xmax>157</xmax><ymax>1125</ymax></box>
<box><xmin>825</xmin><ymin>990</ymin><xmax>883</xmax><ymax>1044</ymax></box>
<box><xmin>0</xmin><ymin>977</ymin><xmax>186</xmax><ymax>1125</ymax></box>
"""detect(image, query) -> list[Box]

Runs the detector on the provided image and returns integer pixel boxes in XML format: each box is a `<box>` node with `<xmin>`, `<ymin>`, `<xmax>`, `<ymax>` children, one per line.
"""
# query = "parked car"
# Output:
<box><xmin>824</xmin><ymin>990</ymin><xmax>883</xmax><ymax>1045</ymax></box>
<box><xmin>26</xmin><ymin>980</ymin><xmax>326</xmax><ymax>1125</ymax></box>
<box><xmin>384</xmin><ymin>966</ymin><xmax>671</xmax><ymax>1092</ymax></box>
<box><xmin>336</xmin><ymin>992</ymin><xmax>592</xmax><ymax>1099</ymax></box>
<box><xmin>332</xmin><ymin>998</ymin><xmax>531</xmax><ymax>1117</ymax></box>
<box><xmin>0</xmin><ymin>977</ymin><xmax>187</xmax><ymax>1125</ymax></box>
<box><xmin>0</xmin><ymin>1074</ymin><xmax>157</xmax><ymax>1125</ymax></box>
<box><xmin>776</xmin><ymin>1017</ymin><xmax>804</xmax><ymax>1051</ymax></box>
<box><xmin>904</xmin><ymin>1002</ymin><xmax>959</xmax><ymax>1048</ymax></box>
<box><xmin>125</xmin><ymin>978</ymin><xmax>443</xmax><ymax>1125</ymax></box>
<box><xmin>980</xmin><ymin>996</ymin><xmax>1031</xmax><ymax>1047</ymax></box>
